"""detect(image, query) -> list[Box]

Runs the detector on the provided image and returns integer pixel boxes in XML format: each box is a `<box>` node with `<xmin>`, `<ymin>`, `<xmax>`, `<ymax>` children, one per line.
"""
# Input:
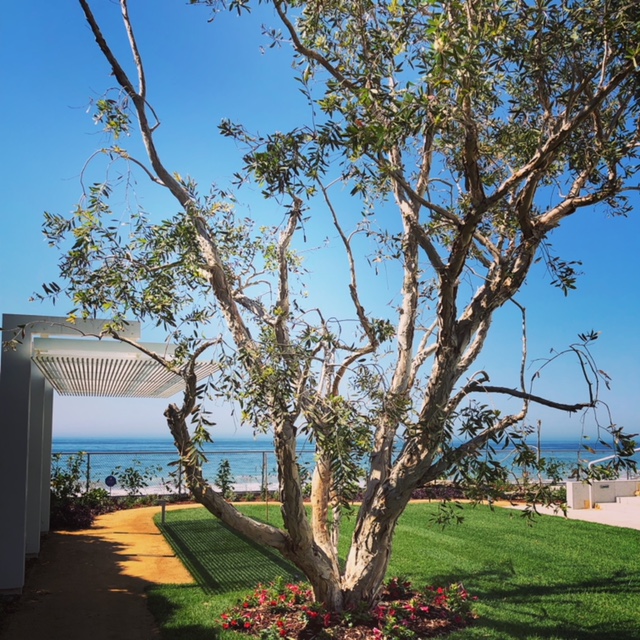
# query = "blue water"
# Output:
<box><xmin>52</xmin><ymin>436</ymin><xmax>637</xmax><ymax>495</ymax></box>
<box><xmin>52</xmin><ymin>436</ymin><xmax>276</xmax><ymax>453</ymax></box>
<box><xmin>52</xmin><ymin>435</ymin><xmax>625</xmax><ymax>461</ymax></box>
<box><xmin>52</xmin><ymin>436</ymin><xmax>311</xmax><ymax>494</ymax></box>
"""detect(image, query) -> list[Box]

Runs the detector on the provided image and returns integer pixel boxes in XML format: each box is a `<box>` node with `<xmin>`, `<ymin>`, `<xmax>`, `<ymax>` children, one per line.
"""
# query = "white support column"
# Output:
<box><xmin>40</xmin><ymin>381</ymin><xmax>54</xmax><ymax>533</ymax></box>
<box><xmin>26</xmin><ymin>364</ymin><xmax>45</xmax><ymax>556</ymax></box>
<box><xmin>0</xmin><ymin>325</ymin><xmax>32</xmax><ymax>592</ymax></box>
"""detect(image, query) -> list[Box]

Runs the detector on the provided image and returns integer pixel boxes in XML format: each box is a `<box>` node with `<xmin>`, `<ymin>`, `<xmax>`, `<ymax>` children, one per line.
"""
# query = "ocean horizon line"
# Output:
<box><xmin>52</xmin><ymin>434</ymin><xmax>624</xmax><ymax>450</ymax></box>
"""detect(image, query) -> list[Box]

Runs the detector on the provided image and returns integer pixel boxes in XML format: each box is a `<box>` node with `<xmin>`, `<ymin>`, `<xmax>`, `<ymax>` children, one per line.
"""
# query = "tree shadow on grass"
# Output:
<box><xmin>430</xmin><ymin>566</ymin><xmax>640</xmax><ymax>640</ymax></box>
<box><xmin>158</xmin><ymin>517</ymin><xmax>300</xmax><ymax>594</ymax></box>
<box><xmin>147</xmin><ymin>584</ymin><xmax>223</xmax><ymax>640</ymax></box>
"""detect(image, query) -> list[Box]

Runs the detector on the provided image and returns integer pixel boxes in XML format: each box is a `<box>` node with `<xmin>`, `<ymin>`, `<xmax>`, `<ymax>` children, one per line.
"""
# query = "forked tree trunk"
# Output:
<box><xmin>341</xmin><ymin>482</ymin><xmax>413</xmax><ymax>610</ymax></box>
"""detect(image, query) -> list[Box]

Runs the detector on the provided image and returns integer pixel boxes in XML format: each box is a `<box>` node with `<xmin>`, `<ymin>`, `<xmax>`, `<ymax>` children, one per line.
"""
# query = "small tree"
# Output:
<box><xmin>214</xmin><ymin>459</ymin><xmax>236</xmax><ymax>500</ymax></box>
<box><xmin>39</xmin><ymin>0</ymin><xmax>639</xmax><ymax>612</ymax></box>
<box><xmin>112</xmin><ymin>459</ymin><xmax>162</xmax><ymax>497</ymax></box>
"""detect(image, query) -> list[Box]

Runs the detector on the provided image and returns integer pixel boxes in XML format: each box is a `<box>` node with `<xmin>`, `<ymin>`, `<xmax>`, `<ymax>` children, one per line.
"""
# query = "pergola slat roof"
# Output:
<box><xmin>31</xmin><ymin>338</ymin><xmax>218</xmax><ymax>398</ymax></box>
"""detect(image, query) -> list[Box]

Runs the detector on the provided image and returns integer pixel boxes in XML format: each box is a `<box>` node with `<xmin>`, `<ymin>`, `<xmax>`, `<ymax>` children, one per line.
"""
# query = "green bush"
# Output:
<box><xmin>214</xmin><ymin>459</ymin><xmax>236</xmax><ymax>500</ymax></box>
<box><xmin>111</xmin><ymin>459</ymin><xmax>162</xmax><ymax>497</ymax></box>
<box><xmin>50</xmin><ymin>453</ymin><xmax>117</xmax><ymax>530</ymax></box>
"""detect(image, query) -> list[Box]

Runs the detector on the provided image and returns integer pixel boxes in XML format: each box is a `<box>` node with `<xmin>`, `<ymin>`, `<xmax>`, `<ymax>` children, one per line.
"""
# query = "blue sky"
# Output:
<box><xmin>1</xmin><ymin>1</ymin><xmax>639</xmax><ymax>443</ymax></box>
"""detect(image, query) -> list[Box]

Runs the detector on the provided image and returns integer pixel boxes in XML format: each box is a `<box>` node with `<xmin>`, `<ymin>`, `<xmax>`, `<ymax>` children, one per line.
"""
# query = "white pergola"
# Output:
<box><xmin>0</xmin><ymin>314</ymin><xmax>217</xmax><ymax>593</ymax></box>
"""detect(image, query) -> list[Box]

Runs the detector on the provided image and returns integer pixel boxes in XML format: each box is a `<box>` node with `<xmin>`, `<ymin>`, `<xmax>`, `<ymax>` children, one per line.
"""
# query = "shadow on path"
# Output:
<box><xmin>0</xmin><ymin>531</ymin><xmax>159</xmax><ymax>640</ymax></box>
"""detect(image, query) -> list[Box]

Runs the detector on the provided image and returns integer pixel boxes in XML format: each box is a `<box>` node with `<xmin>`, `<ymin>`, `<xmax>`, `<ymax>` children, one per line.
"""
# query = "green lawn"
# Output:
<box><xmin>149</xmin><ymin>503</ymin><xmax>640</xmax><ymax>640</ymax></box>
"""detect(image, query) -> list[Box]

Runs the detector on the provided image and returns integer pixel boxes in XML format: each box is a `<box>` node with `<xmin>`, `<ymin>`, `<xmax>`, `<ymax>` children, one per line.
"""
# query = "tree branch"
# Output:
<box><xmin>275</xmin><ymin>198</ymin><xmax>300</xmax><ymax>346</ymax></box>
<box><xmin>407</xmin><ymin>320</ymin><xmax>438</xmax><ymax>390</ymax></box>
<box><xmin>120</xmin><ymin>0</ymin><xmax>146</xmax><ymax>99</ymax></box>
<box><xmin>319</xmin><ymin>179</ymin><xmax>379</xmax><ymax>348</ymax></box>
<box><xmin>421</xmin><ymin>410</ymin><xmax>526</xmax><ymax>483</ymax></box>
<box><xmin>487</xmin><ymin>61</ymin><xmax>634</xmax><ymax>212</ymax></box>
<box><xmin>273</xmin><ymin>0</ymin><xmax>359</xmax><ymax>92</ymax></box>
<box><xmin>464</xmin><ymin>381</ymin><xmax>594</xmax><ymax>412</ymax></box>
<box><xmin>79</xmin><ymin>0</ymin><xmax>257</xmax><ymax>353</ymax></box>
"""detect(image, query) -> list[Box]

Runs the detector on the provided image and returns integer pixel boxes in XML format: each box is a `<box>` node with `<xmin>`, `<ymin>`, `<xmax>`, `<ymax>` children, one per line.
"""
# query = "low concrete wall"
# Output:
<box><xmin>566</xmin><ymin>479</ymin><xmax>640</xmax><ymax>509</ymax></box>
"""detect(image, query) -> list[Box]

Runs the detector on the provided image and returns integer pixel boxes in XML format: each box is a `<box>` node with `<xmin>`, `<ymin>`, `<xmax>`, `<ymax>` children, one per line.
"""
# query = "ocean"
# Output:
<box><xmin>51</xmin><ymin>436</ymin><xmax>638</xmax><ymax>496</ymax></box>
<box><xmin>52</xmin><ymin>436</ymin><xmax>316</xmax><ymax>495</ymax></box>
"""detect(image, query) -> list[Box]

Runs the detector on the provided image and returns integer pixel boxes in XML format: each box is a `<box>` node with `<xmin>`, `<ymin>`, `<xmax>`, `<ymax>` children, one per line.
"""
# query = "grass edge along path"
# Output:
<box><xmin>149</xmin><ymin>503</ymin><xmax>640</xmax><ymax>640</ymax></box>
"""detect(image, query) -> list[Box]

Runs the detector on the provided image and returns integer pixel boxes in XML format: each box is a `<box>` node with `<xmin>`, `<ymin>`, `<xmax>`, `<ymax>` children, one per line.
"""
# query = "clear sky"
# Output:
<box><xmin>1</xmin><ymin>1</ymin><xmax>639</xmax><ymax>443</ymax></box>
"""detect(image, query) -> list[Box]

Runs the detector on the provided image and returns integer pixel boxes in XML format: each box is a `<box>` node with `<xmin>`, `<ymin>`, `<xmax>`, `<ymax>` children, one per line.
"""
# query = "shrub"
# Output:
<box><xmin>50</xmin><ymin>499</ymin><xmax>95</xmax><ymax>530</ymax></box>
<box><xmin>111</xmin><ymin>459</ymin><xmax>161</xmax><ymax>496</ymax></box>
<box><xmin>214</xmin><ymin>459</ymin><xmax>236</xmax><ymax>500</ymax></box>
<box><xmin>50</xmin><ymin>453</ymin><xmax>117</xmax><ymax>530</ymax></box>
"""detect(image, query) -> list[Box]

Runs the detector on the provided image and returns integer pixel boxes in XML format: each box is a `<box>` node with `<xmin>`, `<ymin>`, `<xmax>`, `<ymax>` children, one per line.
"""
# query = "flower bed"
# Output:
<box><xmin>221</xmin><ymin>577</ymin><xmax>478</xmax><ymax>639</ymax></box>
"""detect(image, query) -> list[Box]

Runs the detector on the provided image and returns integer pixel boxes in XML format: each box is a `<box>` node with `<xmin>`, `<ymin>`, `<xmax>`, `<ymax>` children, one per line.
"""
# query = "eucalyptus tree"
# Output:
<box><xmin>43</xmin><ymin>0</ymin><xmax>639</xmax><ymax>611</ymax></box>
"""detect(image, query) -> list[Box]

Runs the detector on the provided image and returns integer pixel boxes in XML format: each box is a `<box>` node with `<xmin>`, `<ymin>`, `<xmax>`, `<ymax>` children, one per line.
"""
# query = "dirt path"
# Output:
<box><xmin>0</xmin><ymin>505</ymin><xmax>197</xmax><ymax>640</ymax></box>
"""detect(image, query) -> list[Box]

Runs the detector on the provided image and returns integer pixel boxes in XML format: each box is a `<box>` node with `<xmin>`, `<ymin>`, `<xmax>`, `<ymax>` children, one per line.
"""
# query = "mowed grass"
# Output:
<box><xmin>149</xmin><ymin>503</ymin><xmax>640</xmax><ymax>640</ymax></box>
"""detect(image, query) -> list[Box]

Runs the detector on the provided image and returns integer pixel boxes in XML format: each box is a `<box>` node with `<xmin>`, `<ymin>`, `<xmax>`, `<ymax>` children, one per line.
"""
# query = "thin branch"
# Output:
<box><xmin>273</xmin><ymin>0</ymin><xmax>359</xmax><ymax>92</ymax></box>
<box><xmin>410</xmin><ymin>216</ymin><xmax>446</xmax><ymax>273</ymax></box>
<box><xmin>415</xmin><ymin>122</ymin><xmax>435</xmax><ymax>198</ymax></box>
<box><xmin>383</xmin><ymin>158</ymin><xmax>501</xmax><ymax>263</ymax></box>
<box><xmin>120</xmin><ymin>0</ymin><xmax>146</xmax><ymax>98</ymax></box>
<box><xmin>487</xmin><ymin>61</ymin><xmax>634</xmax><ymax>211</ymax></box>
<box><xmin>534</xmin><ymin>179</ymin><xmax>620</xmax><ymax>231</ymax></box>
<box><xmin>108</xmin><ymin>330</ymin><xmax>181</xmax><ymax>373</ymax></box>
<box><xmin>463</xmin><ymin>381</ymin><xmax>594</xmax><ymax>412</ymax></box>
<box><xmin>319</xmin><ymin>179</ymin><xmax>379</xmax><ymax>348</ymax></box>
<box><xmin>331</xmin><ymin>345</ymin><xmax>376</xmax><ymax>397</ymax></box>
<box><xmin>407</xmin><ymin>321</ymin><xmax>438</xmax><ymax>389</ymax></box>
<box><xmin>79</xmin><ymin>0</ymin><xmax>188</xmax><ymax>206</ymax></box>
<box><xmin>115</xmin><ymin>150</ymin><xmax>165</xmax><ymax>186</ymax></box>
<box><xmin>79</xmin><ymin>0</ymin><xmax>256</xmax><ymax>353</ymax></box>
<box><xmin>422</xmin><ymin>410</ymin><xmax>527</xmax><ymax>483</ymax></box>
<box><xmin>452</xmin><ymin>315</ymin><xmax>492</xmax><ymax>382</ymax></box>
<box><xmin>233</xmin><ymin>293</ymin><xmax>275</xmax><ymax>324</ymax></box>
<box><xmin>380</xmin><ymin>158</ymin><xmax>461</xmax><ymax>225</ymax></box>
<box><xmin>275</xmin><ymin>198</ymin><xmax>301</xmax><ymax>344</ymax></box>
<box><xmin>461</xmin><ymin>95</ymin><xmax>485</xmax><ymax>206</ymax></box>
<box><xmin>512</xmin><ymin>298</ymin><xmax>528</xmax><ymax>397</ymax></box>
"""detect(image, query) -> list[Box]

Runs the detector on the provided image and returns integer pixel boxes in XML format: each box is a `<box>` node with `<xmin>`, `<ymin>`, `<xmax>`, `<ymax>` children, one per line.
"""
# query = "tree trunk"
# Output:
<box><xmin>341</xmin><ymin>483</ymin><xmax>412</xmax><ymax>610</ymax></box>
